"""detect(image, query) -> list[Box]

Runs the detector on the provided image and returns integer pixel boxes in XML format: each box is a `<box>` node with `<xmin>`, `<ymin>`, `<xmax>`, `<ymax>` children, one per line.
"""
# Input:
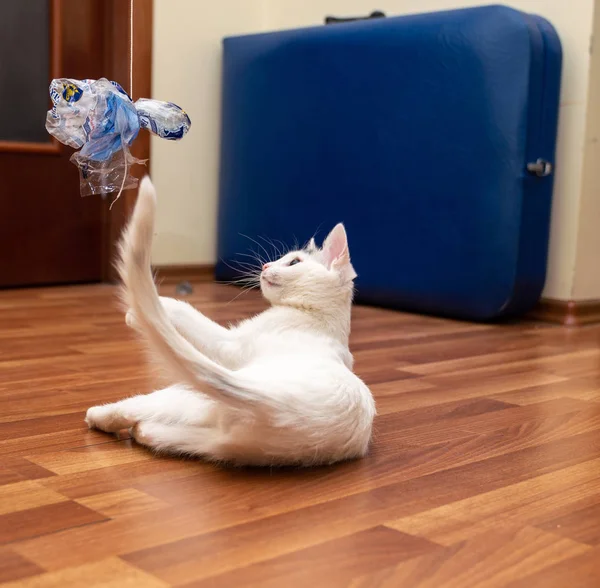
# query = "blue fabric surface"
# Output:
<box><xmin>216</xmin><ymin>5</ymin><xmax>562</xmax><ymax>320</ymax></box>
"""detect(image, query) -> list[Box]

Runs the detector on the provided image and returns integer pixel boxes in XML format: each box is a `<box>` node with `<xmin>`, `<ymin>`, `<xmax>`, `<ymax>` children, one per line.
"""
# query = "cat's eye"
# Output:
<box><xmin>288</xmin><ymin>258</ymin><xmax>301</xmax><ymax>266</ymax></box>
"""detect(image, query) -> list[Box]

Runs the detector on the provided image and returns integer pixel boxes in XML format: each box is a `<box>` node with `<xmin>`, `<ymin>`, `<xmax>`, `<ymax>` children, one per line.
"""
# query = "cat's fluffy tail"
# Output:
<box><xmin>118</xmin><ymin>176</ymin><xmax>268</xmax><ymax>411</ymax></box>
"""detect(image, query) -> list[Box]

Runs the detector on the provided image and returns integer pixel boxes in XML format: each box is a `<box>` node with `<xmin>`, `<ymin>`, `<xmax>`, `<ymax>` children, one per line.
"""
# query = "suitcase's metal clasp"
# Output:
<box><xmin>527</xmin><ymin>158</ymin><xmax>553</xmax><ymax>177</ymax></box>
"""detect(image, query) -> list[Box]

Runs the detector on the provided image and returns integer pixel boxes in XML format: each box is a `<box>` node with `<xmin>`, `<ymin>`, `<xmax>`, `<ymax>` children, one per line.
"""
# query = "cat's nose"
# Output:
<box><xmin>262</xmin><ymin>263</ymin><xmax>271</xmax><ymax>271</ymax></box>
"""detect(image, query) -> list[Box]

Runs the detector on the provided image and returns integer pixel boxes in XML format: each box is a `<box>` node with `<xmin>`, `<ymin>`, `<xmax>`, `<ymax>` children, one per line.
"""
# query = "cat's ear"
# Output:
<box><xmin>305</xmin><ymin>237</ymin><xmax>317</xmax><ymax>253</ymax></box>
<box><xmin>322</xmin><ymin>224</ymin><xmax>354</xmax><ymax>277</ymax></box>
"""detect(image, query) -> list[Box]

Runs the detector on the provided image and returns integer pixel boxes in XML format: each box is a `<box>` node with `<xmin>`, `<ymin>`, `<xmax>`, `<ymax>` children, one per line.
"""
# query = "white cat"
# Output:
<box><xmin>85</xmin><ymin>177</ymin><xmax>376</xmax><ymax>466</ymax></box>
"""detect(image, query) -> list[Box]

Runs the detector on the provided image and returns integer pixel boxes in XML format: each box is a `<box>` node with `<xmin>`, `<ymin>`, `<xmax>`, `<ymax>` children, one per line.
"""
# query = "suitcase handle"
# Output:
<box><xmin>324</xmin><ymin>11</ymin><xmax>386</xmax><ymax>25</ymax></box>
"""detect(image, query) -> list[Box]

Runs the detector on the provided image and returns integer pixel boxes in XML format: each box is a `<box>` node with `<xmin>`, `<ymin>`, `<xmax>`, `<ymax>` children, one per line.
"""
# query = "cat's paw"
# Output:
<box><xmin>85</xmin><ymin>404</ymin><xmax>137</xmax><ymax>433</ymax></box>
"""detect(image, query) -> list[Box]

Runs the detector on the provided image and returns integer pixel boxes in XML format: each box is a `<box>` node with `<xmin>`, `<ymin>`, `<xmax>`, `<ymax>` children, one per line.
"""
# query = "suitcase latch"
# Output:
<box><xmin>527</xmin><ymin>158</ymin><xmax>553</xmax><ymax>177</ymax></box>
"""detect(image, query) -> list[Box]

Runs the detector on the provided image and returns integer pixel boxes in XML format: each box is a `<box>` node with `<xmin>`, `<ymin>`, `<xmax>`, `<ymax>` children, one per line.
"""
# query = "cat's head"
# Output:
<box><xmin>259</xmin><ymin>223</ymin><xmax>357</xmax><ymax>308</ymax></box>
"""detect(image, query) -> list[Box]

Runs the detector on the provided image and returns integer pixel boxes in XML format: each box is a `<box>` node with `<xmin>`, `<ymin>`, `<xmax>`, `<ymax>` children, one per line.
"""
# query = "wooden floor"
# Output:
<box><xmin>1</xmin><ymin>282</ymin><xmax>600</xmax><ymax>587</ymax></box>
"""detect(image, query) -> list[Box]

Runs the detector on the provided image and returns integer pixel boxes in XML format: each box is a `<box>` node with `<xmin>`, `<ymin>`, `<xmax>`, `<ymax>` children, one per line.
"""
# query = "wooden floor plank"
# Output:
<box><xmin>0</xmin><ymin>282</ymin><xmax>599</xmax><ymax>585</ymax></box>
<box><xmin>0</xmin><ymin>480</ymin><xmax>68</xmax><ymax>516</ymax></box>
<box><xmin>75</xmin><ymin>488</ymin><xmax>169</xmax><ymax>519</ymax></box>
<box><xmin>177</xmin><ymin>526</ymin><xmax>441</xmax><ymax>588</ymax></box>
<box><xmin>26</xmin><ymin>443</ymin><xmax>154</xmax><ymax>475</ymax></box>
<box><xmin>386</xmin><ymin>457</ymin><xmax>600</xmax><ymax>546</ymax></box>
<box><xmin>339</xmin><ymin>527</ymin><xmax>591</xmax><ymax>588</ymax></box>
<box><xmin>537</xmin><ymin>501</ymin><xmax>600</xmax><ymax>546</ymax></box>
<box><xmin>0</xmin><ymin>556</ymin><xmax>168</xmax><ymax>588</ymax></box>
<box><xmin>0</xmin><ymin>500</ymin><xmax>107</xmax><ymax>544</ymax></box>
<box><xmin>507</xmin><ymin>545</ymin><xmax>600</xmax><ymax>587</ymax></box>
<box><xmin>0</xmin><ymin>547</ymin><xmax>43</xmax><ymax>584</ymax></box>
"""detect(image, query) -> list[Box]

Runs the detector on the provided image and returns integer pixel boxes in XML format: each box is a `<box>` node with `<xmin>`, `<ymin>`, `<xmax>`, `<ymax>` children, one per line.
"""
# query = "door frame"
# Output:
<box><xmin>101</xmin><ymin>0</ymin><xmax>153</xmax><ymax>282</ymax></box>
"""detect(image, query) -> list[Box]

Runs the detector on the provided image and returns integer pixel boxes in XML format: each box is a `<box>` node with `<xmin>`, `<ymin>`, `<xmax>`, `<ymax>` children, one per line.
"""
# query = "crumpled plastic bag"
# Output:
<box><xmin>46</xmin><ymin>78</ymin><xmax>191</xmax><ymax>196</ymax></box>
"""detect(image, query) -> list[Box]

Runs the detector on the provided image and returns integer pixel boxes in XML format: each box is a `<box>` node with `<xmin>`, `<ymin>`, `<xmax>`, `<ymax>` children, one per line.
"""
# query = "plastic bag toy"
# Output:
<box><xmin>46</xmin><ymin>78</ymin><xmax>191</xmax><ymax>197</ymax></box>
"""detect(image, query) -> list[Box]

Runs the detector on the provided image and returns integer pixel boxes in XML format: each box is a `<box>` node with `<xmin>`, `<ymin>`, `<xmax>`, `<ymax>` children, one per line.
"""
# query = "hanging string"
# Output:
<box><xmin>128</xmin><ymin>0</ymin><xmax>134</xmax><ymax>95</ymax></box>
<box><xmin>110</xmin><ymin>0</ymin><xmax>135</xmax><ymax>210</ymax></box>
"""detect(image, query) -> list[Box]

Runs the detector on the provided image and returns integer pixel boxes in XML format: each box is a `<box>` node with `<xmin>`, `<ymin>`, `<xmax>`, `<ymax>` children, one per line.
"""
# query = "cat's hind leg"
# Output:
<box><xmin>131</xmin><ymin>421</ymin><xmax>227</xmax><ymax>458</ymax></box>
<box><xmin>85</xmin><ymin>384</ymin><xmax>218</xmax><ymax>433</ymax></box>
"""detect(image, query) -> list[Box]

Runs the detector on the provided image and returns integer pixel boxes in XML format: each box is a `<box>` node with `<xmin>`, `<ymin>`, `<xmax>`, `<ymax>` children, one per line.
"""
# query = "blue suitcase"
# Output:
<box><xmin>216</xmin><ymin>5</ymin><xmax>562</xmax><ymax>321</ymax></box>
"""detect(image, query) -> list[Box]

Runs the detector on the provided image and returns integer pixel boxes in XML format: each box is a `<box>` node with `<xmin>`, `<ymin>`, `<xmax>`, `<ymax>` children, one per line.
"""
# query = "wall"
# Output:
<box><xmin>573</xmin><ymin>1</ymin><xmax>600</xmax><ymax>300</ymax></box>
<box><xmin>151</xmin><ymin>0</ymin><xmax>267</xmax><ymax>265</ymax></box>
<box><xmin>152</xmin><ymin>0</ymin><xmax>597</xmax><ymax>302</ymax></box>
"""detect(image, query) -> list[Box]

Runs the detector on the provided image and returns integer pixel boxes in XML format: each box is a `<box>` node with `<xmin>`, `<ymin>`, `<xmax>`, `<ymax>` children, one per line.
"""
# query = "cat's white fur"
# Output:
<box><xmin>85</xmin><ymin>176</ymin><xmax>376</xmax><ymax>466</ymax></box>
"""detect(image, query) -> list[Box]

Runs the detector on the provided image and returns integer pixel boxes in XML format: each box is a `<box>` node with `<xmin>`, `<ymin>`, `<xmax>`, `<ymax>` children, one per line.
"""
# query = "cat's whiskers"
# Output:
<box><xmin>236</xmin><ymin>252</ymin><xmax>268</xmax><ymax>270</ymax></box>
<box><xmin>239</xmin><ymin>234</ymin><xmax>274</xmax><ymax>266</ymax></box>
<box><xmin>226</xmin><ymin>281</ymin><xmax>260</xmax><ymax>305</ymax></box>
<box><xmin>258</xmin><ymin>235</ymin><xmax>284</xmax><ymax>259</ymax></box>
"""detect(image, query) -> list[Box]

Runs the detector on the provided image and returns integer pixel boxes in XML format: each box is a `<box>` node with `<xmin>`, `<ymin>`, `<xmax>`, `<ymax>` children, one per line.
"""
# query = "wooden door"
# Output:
<box><xmin>0</xmin><ymin>0</ymin><xmax>151</xmax><ymax>288</ymax></box>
